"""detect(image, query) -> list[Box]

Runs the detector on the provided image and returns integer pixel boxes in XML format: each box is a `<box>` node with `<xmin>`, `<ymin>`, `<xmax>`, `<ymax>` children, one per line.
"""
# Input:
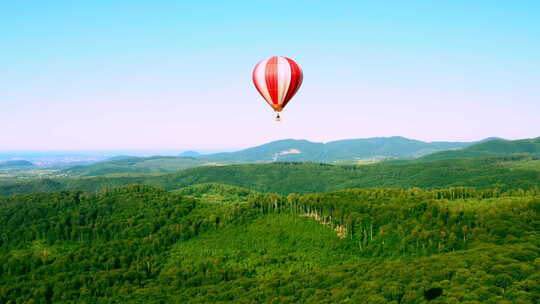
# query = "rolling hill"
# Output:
<box><xmin>6</xmin><ymin>136</ymin><xmax>504</xmax><ymax>178</ymax></box>
<box><xmin>422</xmin><ymin>137</ymin><xmax>540</xmax><ymax>160</ymax></box>
<box><xmin>60</xmin><ymin>156</ymin><xmax>207</xmax><ymax>177</ymax></box>
<box><xmin>0</xmin><ymin>160</ymin><xmax>34</xmax><ymax>168</ymax></box>
<box><xmin>3</xmin><ymin>155</ymin><xmax>540</xmax><ymax>196</ymax></box>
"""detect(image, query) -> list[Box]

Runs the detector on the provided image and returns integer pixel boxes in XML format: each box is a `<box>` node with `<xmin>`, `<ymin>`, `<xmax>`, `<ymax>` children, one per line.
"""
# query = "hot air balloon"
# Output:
<box><xmin>252</xmin><ymin>56</ymin><xmax>303</xmax><ymax>121</ymax></box>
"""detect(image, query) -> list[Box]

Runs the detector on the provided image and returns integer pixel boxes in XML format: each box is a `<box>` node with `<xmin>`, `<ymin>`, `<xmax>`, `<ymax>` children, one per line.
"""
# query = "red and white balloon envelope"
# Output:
<box><xmin>252</xmin><ymin>56</ymin><xmax>303</xmax><ymax>121</ymax></box>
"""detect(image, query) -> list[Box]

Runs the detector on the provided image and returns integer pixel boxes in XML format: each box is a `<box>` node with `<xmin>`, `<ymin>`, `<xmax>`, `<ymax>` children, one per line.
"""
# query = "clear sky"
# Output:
<box><xmin>1</xmin><ymin>1</ymin><xmax>539</xmax><ymax>150</ymax></box>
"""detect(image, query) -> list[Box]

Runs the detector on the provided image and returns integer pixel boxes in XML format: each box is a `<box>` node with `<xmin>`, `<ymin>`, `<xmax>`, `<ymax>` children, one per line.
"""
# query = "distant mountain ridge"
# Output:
<box><xmin>179</xmin><ymin>151</ymin><xmax>202</xmax><ymax>157</ymax></box>
<box><xmin>421</xmin><ymin>137</ymin><xmax>540</xmax><ymax>160</ymax></box>
<box><xmin>200</xmin><ymin>136</ymin><xmax>496</xmax><ymax>163</ymax></box>
<box><xmin>44</xmin><ymin>136</ymin><xmax>531</xmax><ymax>177</ymax></box>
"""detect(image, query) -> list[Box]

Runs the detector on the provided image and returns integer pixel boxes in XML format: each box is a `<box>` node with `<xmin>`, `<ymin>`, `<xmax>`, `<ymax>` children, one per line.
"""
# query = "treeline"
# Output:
<box><xmin>287</xmin><ymin>188</ymin><xmax>539</xmax><ymax>257</ymax></box>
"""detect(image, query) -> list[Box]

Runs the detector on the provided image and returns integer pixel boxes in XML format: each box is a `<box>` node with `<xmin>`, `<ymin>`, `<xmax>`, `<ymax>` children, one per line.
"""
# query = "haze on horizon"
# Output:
<box><xmin>1</xmin><ymin>1</ymin><xmax>539</xmax><ymax>151</ymax></box>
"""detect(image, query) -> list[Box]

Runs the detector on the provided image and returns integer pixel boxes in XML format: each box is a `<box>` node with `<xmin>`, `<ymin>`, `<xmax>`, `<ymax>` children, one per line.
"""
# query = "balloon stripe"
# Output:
<box><xmin>265</xmin><ymin>56</ymin><xmax>279</xmax><ymax>107</ymax></box>
<box><xmin>252</xmin><ymin>58</ymin><xmax>272</xmax><ymax>106</ymax></box>
<box><xmin>282</xmin><ymin>57</ymin><xmax>303</xmax><ymax>108</ymax></box>
<box><xmin>276</xmin><ymin>56</ymin><xmax>292</xmax><ymax>105</ymax></box>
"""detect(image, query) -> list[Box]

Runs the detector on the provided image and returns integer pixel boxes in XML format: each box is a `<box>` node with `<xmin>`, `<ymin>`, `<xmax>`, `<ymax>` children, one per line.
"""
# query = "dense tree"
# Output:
<box><xmin>0</xmin><ymin>183</ymin><xmax>538</xmax><ymax>303</ymax></box>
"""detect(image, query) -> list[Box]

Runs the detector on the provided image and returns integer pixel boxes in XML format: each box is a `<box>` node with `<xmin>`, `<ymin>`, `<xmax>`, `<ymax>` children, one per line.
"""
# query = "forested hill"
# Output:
<box><xmin>0</xmin><ymin>160</ymin><xmax>34</xmax><ymax>168</ymax></box>
<box><xmin>2</xmin><ymin>155</ymin><xmax>540</xmax><ymax>196</ymax></box>
<box><xmin>60</xmin><ymin>156</ymin><xmax>205</xmax><ymax>176</ymax></box>
<box><xmin>201</xmin><ymin>136</ymin><xmax>487</xmax><ymax>163</ymax></box>
<box><xmin>422</xmin><ymin>137</ymin><xmax>540</xmax><ymax>160</ymax></box>
<box><xmin>0</xmin><ymin>184</ymin><xmax>538</xmax><ymax>303</ymax></box>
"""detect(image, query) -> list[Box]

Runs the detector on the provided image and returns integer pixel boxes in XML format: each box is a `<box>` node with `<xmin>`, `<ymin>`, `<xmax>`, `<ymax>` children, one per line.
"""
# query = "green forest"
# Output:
<box><xmin>1</xmin><ymin>150</ymin><xmax>539</xmax><ymax>303</ymax></box>
<box><xmin>0</xmin><ymin>184</ymin><xmax>539</xmax><ymax>302</ymax></box>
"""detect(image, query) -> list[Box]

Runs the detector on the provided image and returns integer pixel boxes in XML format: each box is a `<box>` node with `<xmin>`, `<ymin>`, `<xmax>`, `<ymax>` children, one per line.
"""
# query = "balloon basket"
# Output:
<box><xmin>275</xmin><ymin>113</ymin><xmax>282</xmax><ymax>121</ymax></box>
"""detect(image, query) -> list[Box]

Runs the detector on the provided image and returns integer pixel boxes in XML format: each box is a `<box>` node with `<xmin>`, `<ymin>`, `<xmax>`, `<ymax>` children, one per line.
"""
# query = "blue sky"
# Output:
<box><xmin>1</xmin><ymin>1</ymin><xmax>539</xmax><ymax>150</ymax></box>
